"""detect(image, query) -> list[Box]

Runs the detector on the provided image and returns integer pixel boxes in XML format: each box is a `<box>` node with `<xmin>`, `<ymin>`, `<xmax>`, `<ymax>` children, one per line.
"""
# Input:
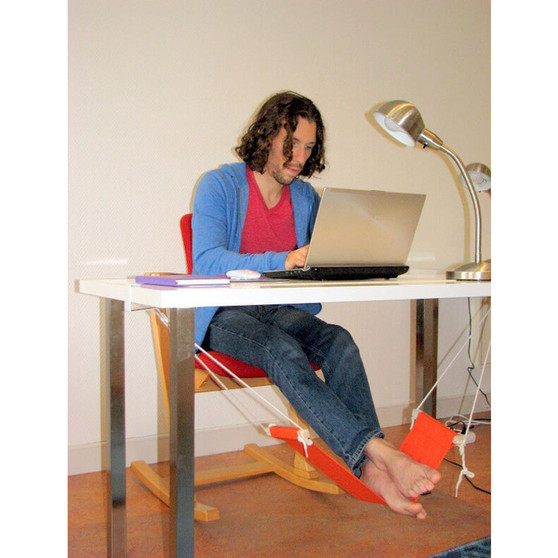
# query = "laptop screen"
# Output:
<box><xmin>304</xmin><ymin>188</ymin><xmax>425</xmax><ymax>268</ymax></box>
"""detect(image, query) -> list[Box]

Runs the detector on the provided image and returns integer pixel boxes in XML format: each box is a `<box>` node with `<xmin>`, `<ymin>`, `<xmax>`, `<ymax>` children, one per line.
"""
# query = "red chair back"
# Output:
<box><xmin>180</xmin><ymin>213</ymin><xmax>194</xmax><ymax>273</ymax></box>
<box><xmin>179</xmin><ymin>213</ymin><xmax>268</xmax><ymax>378</ymax></box>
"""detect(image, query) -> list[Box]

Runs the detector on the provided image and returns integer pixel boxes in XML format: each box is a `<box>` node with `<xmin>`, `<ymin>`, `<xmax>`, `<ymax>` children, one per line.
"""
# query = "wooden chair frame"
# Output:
<box><xmin>131</xmin><ymin>307</ymin><xmax>342</xmax><ymax>522</ymax></box>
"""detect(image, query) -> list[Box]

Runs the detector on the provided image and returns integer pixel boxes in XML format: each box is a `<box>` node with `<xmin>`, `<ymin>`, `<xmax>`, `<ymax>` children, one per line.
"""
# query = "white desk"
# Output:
<box><xmin>79</xmin><ymin>274</ymin><xmax>490</xmax><ymax>558</ymax></box>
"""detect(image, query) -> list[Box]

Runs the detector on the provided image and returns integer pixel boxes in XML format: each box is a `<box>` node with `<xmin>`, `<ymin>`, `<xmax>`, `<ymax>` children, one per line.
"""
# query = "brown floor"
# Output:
<box><xmin>68</xmin><ymin>414</ymin><xmax>491</xmax><ymax>557</ymax></box>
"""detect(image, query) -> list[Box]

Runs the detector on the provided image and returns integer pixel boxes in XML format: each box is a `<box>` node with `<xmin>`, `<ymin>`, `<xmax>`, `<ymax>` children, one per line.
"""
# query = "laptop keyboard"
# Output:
<box><xmin>263</xmin><ymin>266</ymin><xmax>409</xmax><ymax>281</ymax></box>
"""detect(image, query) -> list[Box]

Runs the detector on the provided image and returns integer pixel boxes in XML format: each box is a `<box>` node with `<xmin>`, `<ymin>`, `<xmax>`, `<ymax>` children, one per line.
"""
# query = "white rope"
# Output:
<box><xmin>452</xmin><ymin>339</ymin><xmax>491</xmax><ymax>497</ymax></box>
<box><xmin>262</xmin><ymin>424</ymin><xmax>313</xmax><ymax>457</ymax></box>
<box><xmin>454</xmin><ymin>447</ymin><xmax>475</xmax><ymax>497</ymax></box>
<box><xmin>193</xmin><ymin>351</ymin><xmax>266</xmax><ymax>433</ymax></box>
<box><xmin>194</xmin><ymin>342</ymin><xmax>306</xmax><ymax>433</ymax></box>
<box><xmin>296</xmin><ymin>427</ymin><xmax>314</xmax><ymax>457</ymax></box>
<box><xmin>153</xmin><ymin>307</ymin><xmax>169</xmax><ymax>327</ymax></box>
<box><xmin>406</xmin><ymin>301</ymin><xmax>491</xmax><ymax>498</ymax></box>
<box><xmin>412</xmin><ymin>306</ymin><xmax>491</xmax><ymax>425</ymax></box>
<box><xmin>153</xmin><ymin>308</ymin><xmax>305</xmax><ymax>435</ymax></box>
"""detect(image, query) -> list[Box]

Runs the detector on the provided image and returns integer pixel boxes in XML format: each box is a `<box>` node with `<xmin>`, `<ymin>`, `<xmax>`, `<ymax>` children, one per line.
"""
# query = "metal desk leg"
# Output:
<box><xmin>168</xmin><ymin>308</ymin><xmax>196</xmax><ymax>558</ymax></box>
<box><xmin>104</xmin><ymin>299</ymin><xmax>127</xmax><ymax>557</ymax></box>
<box><xmin>414</xmin><ymin>299</ymin><xmax>439</xmax><ymax>417</ymax></box>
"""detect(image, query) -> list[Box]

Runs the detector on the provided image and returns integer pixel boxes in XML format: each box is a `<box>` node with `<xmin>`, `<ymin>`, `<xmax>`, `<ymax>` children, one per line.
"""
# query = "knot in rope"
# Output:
<box><xmin>296</xmin><ymin>428</ymin><xmax>313</xmax><ymax>458</ymax></box>
<box><xmin>455</xmin><ymin>465</ymin><xmax>475</xmax><ymax>497</ymax></box>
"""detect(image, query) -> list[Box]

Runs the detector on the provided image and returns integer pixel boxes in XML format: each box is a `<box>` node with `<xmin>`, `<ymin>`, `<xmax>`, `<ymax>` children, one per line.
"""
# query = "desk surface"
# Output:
<box><xmin>79</xmin><ymin>274</ymin><xmax>491</xmax><ymax>309</ymax></box>
<box><xmin>80</xmin><ymin>272</ymin><xmax>491</xmax><ymax>558</ymax></box>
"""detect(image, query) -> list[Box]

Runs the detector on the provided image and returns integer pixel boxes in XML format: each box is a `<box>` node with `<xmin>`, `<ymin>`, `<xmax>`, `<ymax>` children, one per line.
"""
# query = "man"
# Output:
<box><xmin>192</xmin><ymin>91</ymin><xmax>440</xmax><ymax>519</ymax></box>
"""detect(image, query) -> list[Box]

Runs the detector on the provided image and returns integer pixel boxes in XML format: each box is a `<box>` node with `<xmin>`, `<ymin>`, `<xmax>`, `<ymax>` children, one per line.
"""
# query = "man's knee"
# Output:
<box><xmin>326</xmin><ymin>323</ymin><xmax>356</xmax><ymax>346</ymax></box>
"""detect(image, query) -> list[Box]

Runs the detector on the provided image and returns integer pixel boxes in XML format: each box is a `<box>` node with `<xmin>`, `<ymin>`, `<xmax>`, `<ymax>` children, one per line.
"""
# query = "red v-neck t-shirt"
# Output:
<box><xmin>240</xmin><ymin>167</ymin><xmax>297</xmax><ymax>254</ymax></box>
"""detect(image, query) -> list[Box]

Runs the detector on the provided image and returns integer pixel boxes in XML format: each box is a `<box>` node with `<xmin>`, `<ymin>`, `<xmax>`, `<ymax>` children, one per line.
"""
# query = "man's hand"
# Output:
<box><xmin>285</xmin><ymin>245</ymin><xmax>309</xmax><ymax>269</ymax></box>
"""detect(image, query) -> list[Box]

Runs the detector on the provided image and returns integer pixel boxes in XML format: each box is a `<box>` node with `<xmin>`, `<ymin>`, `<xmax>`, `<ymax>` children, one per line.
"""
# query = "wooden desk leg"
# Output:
<box><xmin>414</xmin><ymin>299</ymin><xmax>439</xmax><ymax>417</ymax></box>
<box><xmin>104</xmin><ymin>299</ymin><xmax>127</xmax><ymax>557</ymax></box>
<box><xmin>168</xmin><ymin>308</ymin><xmax>196</xmax><ymax>558</ymax></box>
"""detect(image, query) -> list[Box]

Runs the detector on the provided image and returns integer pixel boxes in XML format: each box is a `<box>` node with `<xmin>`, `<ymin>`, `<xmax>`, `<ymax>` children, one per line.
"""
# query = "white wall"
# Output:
<box><xmin>68</xmin><ymin>0</ymin><xmax>491</xmax><ymax>474</ymax></box>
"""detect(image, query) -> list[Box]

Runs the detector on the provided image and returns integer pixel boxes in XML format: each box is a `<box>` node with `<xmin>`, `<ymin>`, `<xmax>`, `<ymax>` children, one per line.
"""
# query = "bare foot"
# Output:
<box><xmin>360</xmin><ymin>459</ymin><xmax>427</xmax><ymax>519</ymax></box>
<box><xmin>364</xmin><ymin>437</ymin><xmax>441</xmax><ymax>500</ymax></box>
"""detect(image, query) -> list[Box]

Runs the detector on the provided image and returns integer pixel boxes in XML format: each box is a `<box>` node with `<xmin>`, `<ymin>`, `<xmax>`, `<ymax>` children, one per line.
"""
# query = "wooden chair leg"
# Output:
<box><xmin>131</xmin><ymin>460</ymin><xmax>221</xmax><ymax>522</ymax></box>
<box><xmin>287</xmin><ymin>406</ymin><xmax>320</xmax><ymax>480</ymax></box>
<box><xmin>242</xmin><ymin>396</ymin><xmax>343</xmax><ymax>496</ymax></box>
<box><xmin>131</xmin><ymin>456</ymin><xmax>285</xmax><ymax>522</ymax></box>
<box><xmin>132</xmin><ymin>307</ymin><xmax>344</xmax><ymax>521</ymax></box>
<box><xmin>132</xmin><ymin>424</ymin><xmax>343</xmax><ymax>524</ymax></box>
<box><xmin>243</xmin><ymin>444</ymin><xmax>343</xmax><ymax>495</ymax></box>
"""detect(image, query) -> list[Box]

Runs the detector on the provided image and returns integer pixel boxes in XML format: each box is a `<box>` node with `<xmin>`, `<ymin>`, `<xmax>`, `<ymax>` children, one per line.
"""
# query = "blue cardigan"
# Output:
<box><xmin>192</xmin><ymin>162</ymin><xmax>322</xmax><ymax>346</ymax></box>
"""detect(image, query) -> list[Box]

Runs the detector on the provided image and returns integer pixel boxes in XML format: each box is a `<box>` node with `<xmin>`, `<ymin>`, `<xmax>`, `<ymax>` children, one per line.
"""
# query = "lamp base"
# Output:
<box><xmin>446</xmin><ymin>260</ymin><xmax>491</xmax><ymax>281</ymax></box>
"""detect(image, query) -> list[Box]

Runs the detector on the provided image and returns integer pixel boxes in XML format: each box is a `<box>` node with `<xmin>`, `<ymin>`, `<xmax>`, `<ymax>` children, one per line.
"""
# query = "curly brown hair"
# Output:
<box><xmin>235</xmin><ymin>91</ymin><xmax>326</xmax><ymax>178</ymax></box>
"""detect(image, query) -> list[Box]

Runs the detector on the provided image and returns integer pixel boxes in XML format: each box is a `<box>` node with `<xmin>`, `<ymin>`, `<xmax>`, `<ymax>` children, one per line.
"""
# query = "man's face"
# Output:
<box><xmin>265</xmin><ymin>118</ymin><xmax>317</xmax><ymax>186</ymax></box>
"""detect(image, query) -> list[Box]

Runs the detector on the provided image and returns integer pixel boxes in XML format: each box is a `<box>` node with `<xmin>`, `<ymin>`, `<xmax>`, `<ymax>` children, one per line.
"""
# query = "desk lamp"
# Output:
<box><xmin>372</xmin><ymin>100</ymin><xmax>490</xmax><ymax>281</ymax></box>
<box><xmin>463</xmin><ymin>162</ymin><xmax>491</xmax><ymax>196</ymax></box>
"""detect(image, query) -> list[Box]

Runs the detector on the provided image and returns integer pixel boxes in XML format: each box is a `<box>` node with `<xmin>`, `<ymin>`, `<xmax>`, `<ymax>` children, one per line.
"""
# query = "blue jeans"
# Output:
<box><xmin>203</xmin><ymin>305</ymin><xmax>384</xmax><ymax>475</ymax></box>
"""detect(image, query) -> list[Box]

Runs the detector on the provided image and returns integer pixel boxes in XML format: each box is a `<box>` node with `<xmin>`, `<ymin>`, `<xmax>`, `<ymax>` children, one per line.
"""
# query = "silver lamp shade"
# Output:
<box><xmin>463</xmin><ymin>162</ymin><xmax>491</xmax><ymax>193</ymax></box>
<box><xmin>372</xmin><ymin>100</ymin><xmax>490</xmax><ymax>281</ymax></box>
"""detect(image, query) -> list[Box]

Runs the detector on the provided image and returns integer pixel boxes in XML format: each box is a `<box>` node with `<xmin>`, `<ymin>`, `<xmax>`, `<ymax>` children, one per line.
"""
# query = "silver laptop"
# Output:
<box><xmin>263</xmin><ymin>187</ymin><xmax>425</xmax><ymax>280</ymax></box>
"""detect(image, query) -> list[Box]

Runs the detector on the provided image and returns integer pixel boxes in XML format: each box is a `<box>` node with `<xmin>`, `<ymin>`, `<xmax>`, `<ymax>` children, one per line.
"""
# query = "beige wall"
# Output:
<box><xmin>69</xmin><ymin>0</ymin><xmax>491</xmax><ymax>474</ymax></box>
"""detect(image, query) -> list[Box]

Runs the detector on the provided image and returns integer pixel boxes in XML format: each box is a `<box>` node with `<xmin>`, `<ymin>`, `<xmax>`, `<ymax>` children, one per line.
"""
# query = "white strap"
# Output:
<box><xmin>415</xmin><ymin>306</ymin><xmax>491</xmax><ymax>414</ymax></box>
<box><xmin>152</xmin><ymin>308</ymin><xmax>303</xmax><ymax>434</ymax></box>
<box><xmin>296</xmin><ymin>427</ymin><xmax>314</xmax><ymax>458</ymax></box>
<box><xmin>194</xmin><ymin>343</ymin><xmax>305</xmax><ymax>433</ymax></box>
<box><xmin>263</xmin><ymin>424</ymin><xmax>313</xmax><ymax>457</ymax></box>
<box><xmin>454</xmin><ymin>458</ymin><xmax>476</xmax><ymax>497</ymax></box>
<box><xmin>452</xmin><ymin>339</ymin><xmax>491</xmax><ymax>496</ymax></box>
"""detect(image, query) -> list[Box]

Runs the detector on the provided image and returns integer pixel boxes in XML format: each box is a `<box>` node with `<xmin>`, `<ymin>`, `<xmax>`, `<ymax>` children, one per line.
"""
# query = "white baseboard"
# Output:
<box><xmin>68</xmin><ymin>423</ymin><xmax>282</xmax><ymax>476</ymax></box>
<box><xmin>68</xmin><ymin>393</ymin><xmax>490</xmax><ymax>475</ymax></box>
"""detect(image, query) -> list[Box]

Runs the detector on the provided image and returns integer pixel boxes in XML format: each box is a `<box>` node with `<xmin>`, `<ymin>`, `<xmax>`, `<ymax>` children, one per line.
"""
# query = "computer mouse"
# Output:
<box><xmin>226</xmin><ymin>269</ymin><xmax>262</xmax><ymax>280</ymax></box>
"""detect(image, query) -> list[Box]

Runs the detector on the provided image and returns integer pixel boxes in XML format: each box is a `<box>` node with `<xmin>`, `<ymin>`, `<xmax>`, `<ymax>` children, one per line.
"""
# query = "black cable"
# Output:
<box><xmin>445</xmin><ymin>418</ymin><xmax>491</xmax><ymax>433</ymax></box>
<box><xmin>443</xmin><ymin>457</ymin><xmax>491</xmax><ymax>495</ymax></box>
<box><xmin>466</xmin><ymin>298</ymin><xmax>491</xmax><ymax>408</ymax></box>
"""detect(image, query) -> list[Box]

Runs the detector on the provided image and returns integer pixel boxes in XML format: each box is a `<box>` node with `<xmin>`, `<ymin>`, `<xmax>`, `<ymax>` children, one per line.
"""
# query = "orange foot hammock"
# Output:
<box><xmin>266</xmin><ymin>411</ymin><xmax>456</xmax><ymax>504</ymax></box>
<box><xmin>260</xmin><ymin>308</ymin><xmax>490</xmax><ymax>504</ymax></box>
<box><xmin>195</xmin><ymin>344</ymin><xmax>458</xmax><ymax>506</ymax></box>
